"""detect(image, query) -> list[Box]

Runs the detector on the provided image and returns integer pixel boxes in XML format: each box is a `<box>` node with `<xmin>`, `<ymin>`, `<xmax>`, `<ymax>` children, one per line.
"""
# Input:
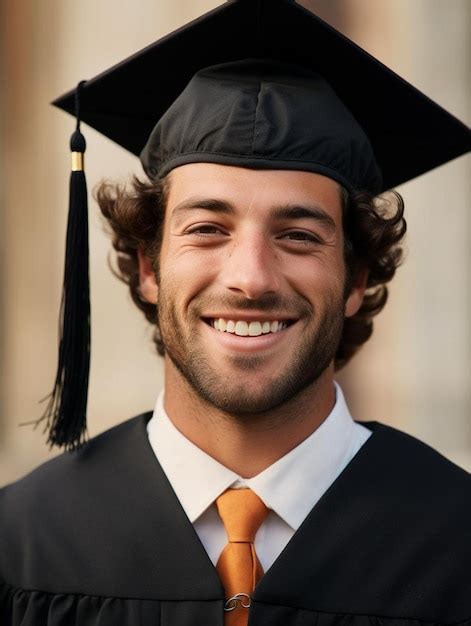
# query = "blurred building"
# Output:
<box><xmin>1</xmin><ymin>0</ymin><xmax>470</xmax><ymax>486</ymax></box>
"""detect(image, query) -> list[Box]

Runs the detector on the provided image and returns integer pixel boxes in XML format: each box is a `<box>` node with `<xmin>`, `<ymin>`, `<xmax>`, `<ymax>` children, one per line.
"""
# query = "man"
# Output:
<box><xmin>1</xmin><ymin>1</ymin><xmax>470</xmax><ymax>625</ymax></box>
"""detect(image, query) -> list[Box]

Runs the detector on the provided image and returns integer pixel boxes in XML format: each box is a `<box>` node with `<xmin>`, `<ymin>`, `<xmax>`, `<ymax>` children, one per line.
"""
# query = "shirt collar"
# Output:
<box><xmin>148</xmin><ymin>393</ymin><xmax>239</xmax><ymax>523</ymax></box>
<box><xmin>148</xmin><ymin>382</ymin><xmax>357</xmax><ymax>530</ymax></box>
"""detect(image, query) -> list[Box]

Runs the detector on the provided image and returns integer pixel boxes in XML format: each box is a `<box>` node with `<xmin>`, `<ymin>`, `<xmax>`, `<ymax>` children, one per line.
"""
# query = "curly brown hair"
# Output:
<box><xmin>96</xmin><ymin>175</ymin><xmax>406</xmax><ymax>370</ymax></box>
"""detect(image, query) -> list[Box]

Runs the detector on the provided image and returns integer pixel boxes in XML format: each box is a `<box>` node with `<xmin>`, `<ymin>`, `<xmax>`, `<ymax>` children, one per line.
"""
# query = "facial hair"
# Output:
<box><xmin>157</xmin><ymin>282</ymin><xmax>345</xmax><ymax>416</ymax></box>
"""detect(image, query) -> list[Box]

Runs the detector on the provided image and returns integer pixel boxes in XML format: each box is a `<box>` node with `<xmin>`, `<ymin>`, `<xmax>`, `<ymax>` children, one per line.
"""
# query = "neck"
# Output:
<box><xmin>163</xmin><ymin>362</ymin><xmax>336</xmax><ymax>478</ymax></box>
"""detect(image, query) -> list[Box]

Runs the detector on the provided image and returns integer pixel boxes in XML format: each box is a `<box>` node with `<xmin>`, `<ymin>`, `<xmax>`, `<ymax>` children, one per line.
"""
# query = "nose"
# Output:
<box><xmin>220</xmin><ymin>231</ymin><xmax>281</xmax><ymax>299</ymax></box>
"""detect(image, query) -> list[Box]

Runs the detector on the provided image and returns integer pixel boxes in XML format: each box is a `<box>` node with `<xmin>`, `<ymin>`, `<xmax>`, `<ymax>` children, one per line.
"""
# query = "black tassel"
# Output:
<box><xmin>37</xmin><ymin>81</ymin><xmax>90</xmax><ymax>450</ymax></box>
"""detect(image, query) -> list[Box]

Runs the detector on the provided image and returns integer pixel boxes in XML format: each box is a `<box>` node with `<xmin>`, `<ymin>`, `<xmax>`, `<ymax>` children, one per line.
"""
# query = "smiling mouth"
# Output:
<box><xmin>202</xmin><ymin>318</ymin><xmax>296</xmax><ymax>337</ymax></box>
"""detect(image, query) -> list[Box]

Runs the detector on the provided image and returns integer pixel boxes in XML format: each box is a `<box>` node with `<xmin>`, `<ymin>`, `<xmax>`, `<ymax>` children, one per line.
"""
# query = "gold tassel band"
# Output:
<box><xmin>71</xmin><ymin>152</ymin><xmax>84</xmax><ymax>171</ymax></box>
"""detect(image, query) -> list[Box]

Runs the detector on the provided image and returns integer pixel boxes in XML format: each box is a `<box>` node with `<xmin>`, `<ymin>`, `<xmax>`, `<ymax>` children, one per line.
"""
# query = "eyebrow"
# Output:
<box><xmin>272</xmin><ymin>204</ymin><xmax>337</xmax><ymax>234</ymax></box>
<box><xmin>171</xmin><ymin>197</ymin><xmax>337</xmax><ymax>233</ymax></box>
<box><xmin>172</xmin><ymin>198</ymin><xmax>235</xmax><ymax>221</ymax></box>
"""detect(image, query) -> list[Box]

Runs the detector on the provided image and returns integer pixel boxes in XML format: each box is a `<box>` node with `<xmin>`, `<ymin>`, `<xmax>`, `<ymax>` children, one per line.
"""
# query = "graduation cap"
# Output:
<box><xmin>44</xmin><ymin>0</ymin><xmax>470</xmax><ymax>450</ymax></box>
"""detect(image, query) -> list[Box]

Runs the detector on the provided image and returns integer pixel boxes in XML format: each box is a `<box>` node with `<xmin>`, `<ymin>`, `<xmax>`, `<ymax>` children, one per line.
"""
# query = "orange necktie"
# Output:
<box><xmin>216</xmin><ymin>488</ymin><xmax>270</xmax><ymax>626</ymax></box>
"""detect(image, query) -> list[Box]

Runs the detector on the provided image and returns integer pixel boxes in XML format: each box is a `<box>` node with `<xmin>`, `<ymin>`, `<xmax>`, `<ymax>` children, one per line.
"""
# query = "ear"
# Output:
<box><xmin>345</xmin><ymin>267</ymin><xmax>369</xmax><ymax>318</ymax></box>
<box><xmin>137</xmin><ymin>247</ymin><xmax>158</xmax><ymax>305</ymax></box>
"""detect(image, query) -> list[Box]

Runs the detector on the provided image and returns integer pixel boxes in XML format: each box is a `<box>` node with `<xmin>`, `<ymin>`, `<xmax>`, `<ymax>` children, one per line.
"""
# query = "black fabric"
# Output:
<box><xmin>1</xmin><ymin>414</ymin><xmax>470</xmax><ymax>625</ymax></box>
<box><xmin>52</xmin><ymin>0</ymin><xmax>470</xmax><ymax>192</ymax></box>
<box><xmin>140</xmin><ymin>59</ymin><xmax>382</xmax><ymax>193</ymax></box>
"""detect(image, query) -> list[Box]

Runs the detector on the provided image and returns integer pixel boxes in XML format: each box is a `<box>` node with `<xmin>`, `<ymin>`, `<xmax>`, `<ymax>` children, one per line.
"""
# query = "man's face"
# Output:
<box><xmin>141</xmin><ymin>163</ymin><xmax>363</xmax><ymax>415</ymax></box>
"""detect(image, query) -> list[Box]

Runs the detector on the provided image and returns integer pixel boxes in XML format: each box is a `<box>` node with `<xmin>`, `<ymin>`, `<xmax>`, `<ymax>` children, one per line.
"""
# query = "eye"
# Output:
<box><xmin>185</xmin><ymin>224</ymin><xmax>227</xmax><ymax>236</ymax></box>
<box><xmin>280</xmin><ymin>230</ymin><xmax>322</xmax><ymax>244</ymax></box>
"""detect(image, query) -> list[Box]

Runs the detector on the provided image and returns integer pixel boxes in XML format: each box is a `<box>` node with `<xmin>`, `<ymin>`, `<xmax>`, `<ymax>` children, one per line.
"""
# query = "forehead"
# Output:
<box><xmin>166</xmin><ymin>163</ymin><xmax>343</xmax><ymax>224</ymax></box>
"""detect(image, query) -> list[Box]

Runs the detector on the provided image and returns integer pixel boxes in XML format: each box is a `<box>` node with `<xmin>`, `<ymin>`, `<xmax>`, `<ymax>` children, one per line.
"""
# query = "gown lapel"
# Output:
<box><xmin>251</xmin><ymin>420</ymin><xmax>470</xmax><ymax>623</ymax></box>
<box><xmin>252</xmin><ymin>421</ymin><xmax>381</xmax><ymax>614</ymax></box>
<box><xmin>79</xmin><ymin>413</ymin><xmax>224</xmax><ymax>602</ymax></box>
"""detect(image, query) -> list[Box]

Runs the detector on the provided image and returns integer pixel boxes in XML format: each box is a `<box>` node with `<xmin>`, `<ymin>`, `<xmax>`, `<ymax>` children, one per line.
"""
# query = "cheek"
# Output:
<box><xmin>284</xmin><ymin>253</ymin><xmax>345</xmax><ymax>301</ymax></box>
<box><xmin>159</xmin><ymin>244</ymin><xmax>221</xmax><ymax>303</ymax></box>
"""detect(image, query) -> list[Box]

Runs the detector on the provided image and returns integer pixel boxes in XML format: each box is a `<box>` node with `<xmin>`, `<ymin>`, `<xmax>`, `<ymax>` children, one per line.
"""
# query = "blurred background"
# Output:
<box><xmin>1</xmin><ymin>0</ymin><xmax>470</xmax><ymax>486</ymax></box>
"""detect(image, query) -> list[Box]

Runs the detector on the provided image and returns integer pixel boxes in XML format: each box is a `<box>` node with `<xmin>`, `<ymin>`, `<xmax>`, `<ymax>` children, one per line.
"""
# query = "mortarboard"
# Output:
<box><xmin>42</xmin><ymin>0</ymin><xmax>470</xmax><ymax>450</ymax></box>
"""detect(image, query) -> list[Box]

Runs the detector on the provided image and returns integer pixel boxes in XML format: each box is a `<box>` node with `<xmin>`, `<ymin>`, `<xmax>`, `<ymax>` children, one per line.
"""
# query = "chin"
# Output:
<box><xmin>182</xmin><ymin>365</ymin><xmax>326</xmax><ymax>417</ymax></box>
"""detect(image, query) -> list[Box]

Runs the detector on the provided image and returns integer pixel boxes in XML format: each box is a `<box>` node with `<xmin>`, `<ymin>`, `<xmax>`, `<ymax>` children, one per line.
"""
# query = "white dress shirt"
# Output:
<box><xmin>147</xmin><ymin>382</ymin><xmax>371</xmax><ymax>572</ymax></box>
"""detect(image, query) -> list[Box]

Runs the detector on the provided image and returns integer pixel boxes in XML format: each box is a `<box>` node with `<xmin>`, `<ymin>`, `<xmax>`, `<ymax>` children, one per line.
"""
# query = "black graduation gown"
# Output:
<box><xmin>0</xmin><ymin>413</ymin><xmax>470</xmax><ymax>625</ymax></box>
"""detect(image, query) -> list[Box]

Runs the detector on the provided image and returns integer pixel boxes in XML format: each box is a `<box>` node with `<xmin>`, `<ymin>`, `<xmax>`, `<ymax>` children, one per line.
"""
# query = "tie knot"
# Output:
<box><xmin>216</xmin><ymin>488</ymin><xmax>270</xmax><ymax>543</ymax></box>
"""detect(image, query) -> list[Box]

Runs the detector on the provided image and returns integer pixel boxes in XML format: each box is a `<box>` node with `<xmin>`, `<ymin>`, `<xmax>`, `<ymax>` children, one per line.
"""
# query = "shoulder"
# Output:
<box><xmin>360</xmin><ymin>422</ymin><xmax>470</xmax><ymax>617</ymax></box>
<box><xmin>361</xmin><ymin>420</ymin><xmax>469</xmax><ymax>484</ymax></box>
<box><xmin>357</xmin><ymin>421</ymin><xmax>470</xmax><ymax>520</ymax></box>
<box><xmin>0</xmin><ymin>412</ymin><xmax>152</xmax><ymax>507</ymax></box>
<box><xmin>0</xmin><ymin>413</ymin><xmax>152</xmax><ymax>590</ymax></box>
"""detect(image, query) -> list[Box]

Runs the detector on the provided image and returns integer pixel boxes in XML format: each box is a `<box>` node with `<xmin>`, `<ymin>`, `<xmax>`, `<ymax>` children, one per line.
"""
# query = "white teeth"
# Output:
<box><xmin>235</xmin><ymin>321</ymin><xmax>249</xmax><ymax>336</ymax></box>
<box><xmin>218</xmin><ymin>318</ymin><xmax>227</xmax><ymax>331</ymax></box>
<box><xmin>248</xmin><ymin>321</ymin><xmax>262</xmax><ymax>336</ymax></box>
<box><xmin>210</xmin><ymin>318</ymin><xmax>290</xmax><ymax>336</ymax></box>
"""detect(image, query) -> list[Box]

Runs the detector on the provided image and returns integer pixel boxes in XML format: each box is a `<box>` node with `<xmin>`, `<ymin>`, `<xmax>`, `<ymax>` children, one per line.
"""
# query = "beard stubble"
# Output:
<box><xmin>156</xmin><ymin>282</ymin><xmax>345</xmax><ymax>417</ymax></box>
